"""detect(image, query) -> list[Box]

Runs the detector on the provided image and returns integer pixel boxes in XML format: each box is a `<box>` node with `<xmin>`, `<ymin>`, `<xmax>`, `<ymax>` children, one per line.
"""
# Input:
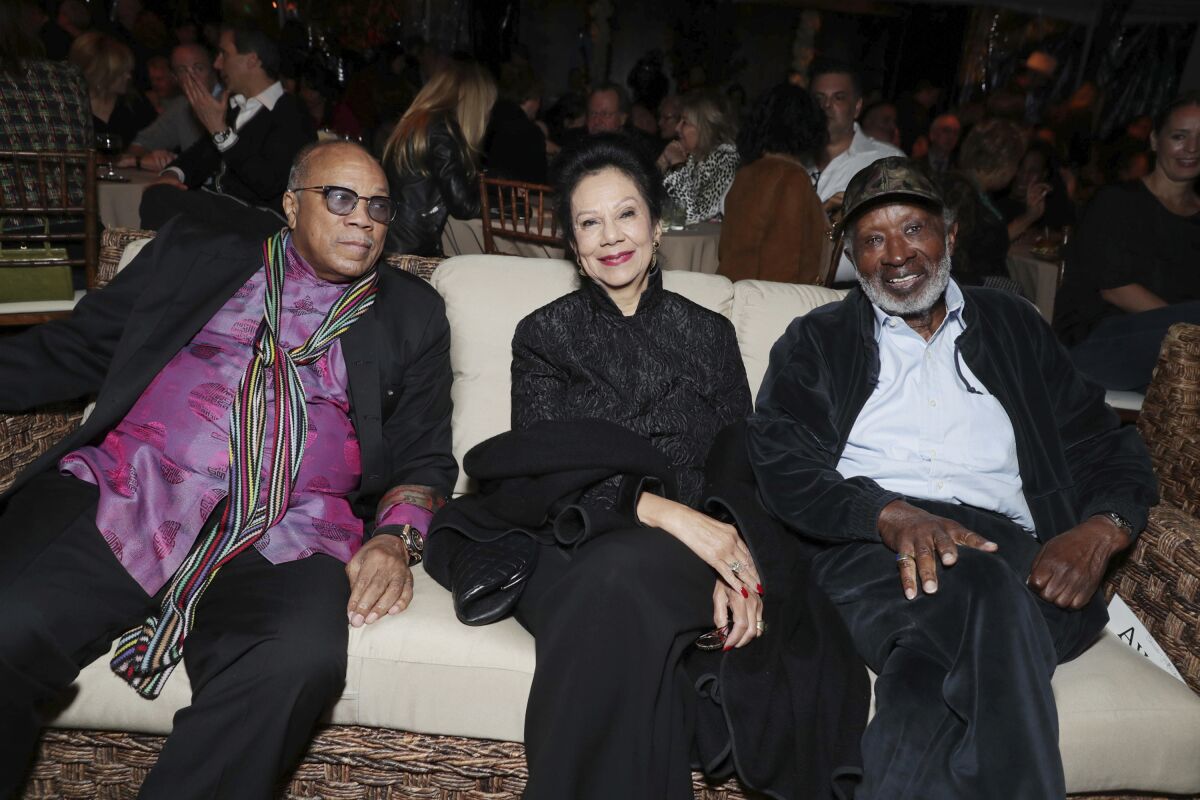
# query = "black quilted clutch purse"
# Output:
<box><xmin>449</xmin><ymin>532</ymin><xmax>539</xmax><ymax>626</ymax></box>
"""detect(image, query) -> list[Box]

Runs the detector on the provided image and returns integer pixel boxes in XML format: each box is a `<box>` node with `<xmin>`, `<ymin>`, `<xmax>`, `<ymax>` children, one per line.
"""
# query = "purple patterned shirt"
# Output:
<box><xmin>61</xmin><ymin>244</ymin><xmax>430</xmax><ymax>594</ymax></box>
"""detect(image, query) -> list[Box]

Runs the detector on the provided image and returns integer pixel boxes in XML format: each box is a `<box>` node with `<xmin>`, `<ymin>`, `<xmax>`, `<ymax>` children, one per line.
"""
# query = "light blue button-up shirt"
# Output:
<box><xmin>836</xmin><ymin>280</ymin><xmax>1036</xmax><ymax>532</ymax></box>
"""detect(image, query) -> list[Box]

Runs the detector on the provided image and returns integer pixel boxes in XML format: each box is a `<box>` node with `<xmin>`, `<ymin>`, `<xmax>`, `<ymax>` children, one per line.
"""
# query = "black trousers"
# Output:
<box><xmin>0</xmin><ymin>471</ymin><xmax>350</xmax><ymax>800</ymax></box>
<box><xmin>1070</xmin><ymin>300</ymin><xmax>1200</xmax><ymax>391</ymax></box>
<box><xmin>811</xmin><ymin>499</ymin><xmax>1108</xmax><ymax>800</ymax></box>
<box><xmin>513</xmin><ymin>527</ymin><xmax>715</xmax><ymax>800</ymax></box>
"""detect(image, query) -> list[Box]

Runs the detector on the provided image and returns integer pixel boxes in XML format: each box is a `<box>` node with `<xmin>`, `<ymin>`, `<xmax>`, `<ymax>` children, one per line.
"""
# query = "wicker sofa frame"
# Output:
<box><xmin>9</xmin><ymin>230</ymin><xmax>1200</xmax><ymax>799</ymax></box>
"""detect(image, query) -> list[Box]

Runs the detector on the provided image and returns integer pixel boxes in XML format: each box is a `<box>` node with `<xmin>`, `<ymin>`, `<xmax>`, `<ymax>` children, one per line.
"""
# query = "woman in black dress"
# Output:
<box><xmin>511</xmin><ymin>134</ymin><xmax>762</xmax><ymax>799</ymax></box>
<box><xmin>1054</xmin><ymin>92</ymin><xmax>1200</xmax><ymax>390</ymax></box>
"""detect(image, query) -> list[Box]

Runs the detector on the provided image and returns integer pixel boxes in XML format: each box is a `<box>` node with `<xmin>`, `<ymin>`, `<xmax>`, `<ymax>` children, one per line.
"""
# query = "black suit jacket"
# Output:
<box><xmin>0</xmin><ymin>219</ymin><xmax>457</xmax><ymax>533</ymax></box>
<box><xmin>169</xmin><ymin>91</ymin><xmax>316</xmax><ymax>211</ymax></box>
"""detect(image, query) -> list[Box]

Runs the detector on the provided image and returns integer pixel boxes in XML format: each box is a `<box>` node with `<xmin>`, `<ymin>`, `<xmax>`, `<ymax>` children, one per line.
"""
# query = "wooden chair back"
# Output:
<box><xmin>817</xmin><ymin>226</ymin><xmax>843</xmax><ymax>287</ymax></box>
<box><xmin>478</xmin><ymin>174</ymin><xmax>562</xmax><ymax>254</ymax></box>
<box><xmin>0</xmin><ymin>149</ymin><xmax>99</xmax><ymax>325</ymax></box>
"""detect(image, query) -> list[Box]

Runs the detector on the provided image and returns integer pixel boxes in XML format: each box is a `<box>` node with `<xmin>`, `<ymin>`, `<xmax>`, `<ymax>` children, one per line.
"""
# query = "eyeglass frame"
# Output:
<box><xmin>288</xmin><ymin>185</ymin><xmax>397</xmax><ymax>224</ymax></box>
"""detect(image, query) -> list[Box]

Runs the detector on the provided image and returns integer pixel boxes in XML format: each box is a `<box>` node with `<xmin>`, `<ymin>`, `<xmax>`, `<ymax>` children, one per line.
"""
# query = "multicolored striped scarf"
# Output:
<box><xmin>110</xmin><ymin>229</ymin><xmax>378</xmax><ymax>699</ymax></box>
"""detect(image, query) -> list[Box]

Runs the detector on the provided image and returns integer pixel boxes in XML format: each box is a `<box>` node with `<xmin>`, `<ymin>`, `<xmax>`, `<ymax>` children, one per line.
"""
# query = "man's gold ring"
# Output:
<box><xmin>895</xmin><ymin>553</ymin><xmax>916</xmax><ymax>565</ymax></box>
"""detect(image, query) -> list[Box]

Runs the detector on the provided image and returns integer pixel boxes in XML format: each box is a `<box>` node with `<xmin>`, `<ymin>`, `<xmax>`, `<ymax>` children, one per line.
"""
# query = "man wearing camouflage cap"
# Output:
<box><xmin>746</xmin><ymin>156</ymin><xmax>1157</xmax><ymax>798</ymax></box>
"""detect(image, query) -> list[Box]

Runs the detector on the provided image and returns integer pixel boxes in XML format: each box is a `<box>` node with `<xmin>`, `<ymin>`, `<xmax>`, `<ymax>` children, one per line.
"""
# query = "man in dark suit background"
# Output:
<box><xmin>139</xmin><ymin>26</ymin><xmax>315</xmax><ymax>238</ymax></box>
<box><xmin>0</xmin><ymin>141</ymin><xmax>455</xmax><ymax>798</ymax></box>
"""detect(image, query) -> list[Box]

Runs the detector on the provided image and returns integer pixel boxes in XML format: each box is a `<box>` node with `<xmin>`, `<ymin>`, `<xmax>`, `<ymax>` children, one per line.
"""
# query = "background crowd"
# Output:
<box><xmin>2</xmin><ymin>0</ymin><xmax>1198</xmax><ymax>392</ymax></box>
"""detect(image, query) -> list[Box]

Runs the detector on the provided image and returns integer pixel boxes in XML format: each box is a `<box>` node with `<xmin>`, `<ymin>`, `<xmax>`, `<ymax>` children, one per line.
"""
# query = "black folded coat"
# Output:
<box><xmin>424</xmin><ymin>418</ymin><xmax>868</xmax><ymax>799</ymax></box>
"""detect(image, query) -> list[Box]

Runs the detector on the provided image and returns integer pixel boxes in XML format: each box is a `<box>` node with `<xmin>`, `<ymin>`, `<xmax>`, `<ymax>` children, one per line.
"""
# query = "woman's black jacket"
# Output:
<box><xmin>385</xmin><ymin>117</ymin><xmax>481</xmax><ymax>257</ymax></box>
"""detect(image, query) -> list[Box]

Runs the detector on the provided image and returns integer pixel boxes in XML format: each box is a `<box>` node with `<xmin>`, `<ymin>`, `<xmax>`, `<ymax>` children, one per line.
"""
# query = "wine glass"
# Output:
<box><xmin>95</xmin><ymin>133</ymin><xmax>123</xmax><ymax>179</ymax></box>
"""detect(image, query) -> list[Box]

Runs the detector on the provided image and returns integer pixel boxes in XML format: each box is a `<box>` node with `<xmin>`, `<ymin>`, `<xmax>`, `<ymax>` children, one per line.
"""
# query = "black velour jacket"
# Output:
<box><xmin>747</xmin><ymin>286</ymin><xmax>1159</xmax><ymax>545</ymax></box>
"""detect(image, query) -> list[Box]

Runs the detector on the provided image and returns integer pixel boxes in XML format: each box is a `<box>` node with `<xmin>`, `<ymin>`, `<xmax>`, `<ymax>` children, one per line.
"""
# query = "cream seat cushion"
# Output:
<box><xmin>730</xmin><ymin>280</ymin><xmax>847</xmax><ymax>398</ymax></box>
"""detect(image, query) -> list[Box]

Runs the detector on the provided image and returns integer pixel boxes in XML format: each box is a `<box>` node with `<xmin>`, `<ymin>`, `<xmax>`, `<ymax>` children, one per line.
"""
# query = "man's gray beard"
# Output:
<box><xmin>857</xmin><ymin>248</ymin><xmax>953</xmax><ymax>317</ymax></box>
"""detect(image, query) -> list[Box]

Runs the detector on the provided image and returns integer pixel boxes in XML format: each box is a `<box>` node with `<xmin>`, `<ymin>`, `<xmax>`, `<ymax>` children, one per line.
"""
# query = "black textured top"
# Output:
<box><xmin>511</xmin><ymin>268</ymin><xmax>751</xmax><ymax>510</ymax></box>
<box><xmin>1054</xmin><ymin>180</ymin><xmax>1200</xmax><ymax>345</ymax></box>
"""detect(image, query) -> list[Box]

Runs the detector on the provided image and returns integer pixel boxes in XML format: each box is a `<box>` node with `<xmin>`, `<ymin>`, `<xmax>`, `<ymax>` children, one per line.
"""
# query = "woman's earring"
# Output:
<box><xmin>651</xmin><ymin>239</ymin><xmax>660</xmax><ymax>271</ymax></box>
<box><xmin>577</xmin><ymin>261</ymin><xmax>586</xmax><ymax>277</ymax></box>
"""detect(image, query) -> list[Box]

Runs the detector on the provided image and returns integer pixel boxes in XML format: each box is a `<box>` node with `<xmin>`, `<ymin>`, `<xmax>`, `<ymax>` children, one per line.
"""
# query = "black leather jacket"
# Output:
<box><xmin>385</xmin><ymin>117</ymin><xmax>481</xmax><ymax>257</ymax></box>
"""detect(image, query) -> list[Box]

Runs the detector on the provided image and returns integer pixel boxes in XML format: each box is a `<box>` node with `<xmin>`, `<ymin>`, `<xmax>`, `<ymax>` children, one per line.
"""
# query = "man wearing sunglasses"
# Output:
<box><xmin>0</xmin><ymin>141</ymin><xmax>456</xmax><ymax>799</ymax></box>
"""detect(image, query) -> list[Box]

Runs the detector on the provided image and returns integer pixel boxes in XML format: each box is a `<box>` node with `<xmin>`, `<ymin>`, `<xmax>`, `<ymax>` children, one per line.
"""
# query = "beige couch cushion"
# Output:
<box><xmin>730</xmin><ymin>280</ymin><xmax>847</xmax><ymax>399</ymax></box>
<box><xmin>49</xmin><ymin>572</ymin><xmax>537</xmax><ymax>743</ymax></box>
<box><xmin>430</xmin><ymin>256</ymin><xmax>733</xmax><ymax>495</ymax></box>
<box><xmin>1055</xmin><ymin>632</ymin><xmax>1200</xmax><ymax>793</ymax></box>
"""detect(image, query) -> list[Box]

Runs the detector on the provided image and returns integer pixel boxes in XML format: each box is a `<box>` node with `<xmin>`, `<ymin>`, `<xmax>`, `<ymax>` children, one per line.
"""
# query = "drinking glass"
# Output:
<box><xmin>663</xmin><ymin>197</ymin><xmax>686</xmax><ymax>231</ymax></box>
<box><xmin>95</xmin><ymin>133</ymin><xmax>123</xmax><ymax>179</ymax></box>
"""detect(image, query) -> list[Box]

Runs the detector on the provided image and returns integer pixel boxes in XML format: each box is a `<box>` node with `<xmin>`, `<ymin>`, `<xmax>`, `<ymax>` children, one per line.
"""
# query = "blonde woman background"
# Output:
<box><xmin>383</xmin><ymin>60</ymin><xmax>496</xmax><ymax>256</ymax></box>
<box><xmin>68</xmin><ymin>31</ymin><xmax>155</xmax><ymax>145</ymax></box>
<box><xmin>658</xmin><ymin>89</ymin><xmax>740</xmax><ymax>225</ymax></box>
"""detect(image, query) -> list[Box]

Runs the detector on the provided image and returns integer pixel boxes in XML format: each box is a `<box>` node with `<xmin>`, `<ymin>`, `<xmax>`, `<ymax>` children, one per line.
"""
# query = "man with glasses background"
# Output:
<box><xmin>120</xmin><ymin>42</ymin><xmax>224</xmax><ymax>173</ymax></box>
<box><xmin>137</xmin><ymin>26</ymin><xmax>315</xmax><ymax>239</ymax></box>
<box><xmin>0</xmin><ymin>141</ymin><xmax>456</xmax><ymax>799</ymax></box>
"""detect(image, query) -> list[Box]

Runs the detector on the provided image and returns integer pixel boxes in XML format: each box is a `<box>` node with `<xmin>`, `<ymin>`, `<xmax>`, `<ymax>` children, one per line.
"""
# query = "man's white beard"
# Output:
<box><xmin>857</xmin><ymin>246</ymin><xmax>953</xmax><ymax>317</ymax></box>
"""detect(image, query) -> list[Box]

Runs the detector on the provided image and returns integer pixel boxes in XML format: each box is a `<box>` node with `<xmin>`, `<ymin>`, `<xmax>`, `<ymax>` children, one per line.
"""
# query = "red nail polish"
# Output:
<box><xmin>756</xmin><ymin>584</ymin><xmax>764</xmax><ymax>595</ymax></box>
<box><xmin>723</xmin><ymin>644</ymin><xmax>733</xmax><ymax>651</ymax></box>
<box><xmin>741</xmin><ymin>587</ymin><xmax>749</xmax><ymax>598</ymax></box>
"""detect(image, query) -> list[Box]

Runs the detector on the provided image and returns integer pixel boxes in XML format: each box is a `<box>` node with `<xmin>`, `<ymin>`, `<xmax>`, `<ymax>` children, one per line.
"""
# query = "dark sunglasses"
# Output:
<box><xmin>290</xmin><ymin>185</ymin><xmax>396</xmax><ymax>224</ymax></box>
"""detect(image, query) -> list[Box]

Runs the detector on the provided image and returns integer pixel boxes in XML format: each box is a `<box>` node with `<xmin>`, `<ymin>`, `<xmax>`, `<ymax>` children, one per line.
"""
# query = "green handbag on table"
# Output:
<box><xmin>0</xmin><ymin>216</ymin><xmax>74</xmax><ymax>304</ymax></box>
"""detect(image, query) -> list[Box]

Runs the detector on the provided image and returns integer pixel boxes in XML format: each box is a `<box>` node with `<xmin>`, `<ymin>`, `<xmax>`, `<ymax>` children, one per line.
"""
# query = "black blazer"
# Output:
<box><xmin>0</xmin><ymin>219</ymin><xmax>457</xmax><ymax>532</ymax></box>
<box><xmin>169</xmin><ymin>91</ymin><xmax>316</xmax><ymax>211</ymax></box>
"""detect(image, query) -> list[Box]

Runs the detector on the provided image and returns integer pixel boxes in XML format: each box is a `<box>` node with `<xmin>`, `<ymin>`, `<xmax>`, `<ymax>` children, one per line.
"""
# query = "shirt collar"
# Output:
<box><xmin>229</xmin><ymin>81</ymin><xmax>284</xmax><ymax>112</ymax></box>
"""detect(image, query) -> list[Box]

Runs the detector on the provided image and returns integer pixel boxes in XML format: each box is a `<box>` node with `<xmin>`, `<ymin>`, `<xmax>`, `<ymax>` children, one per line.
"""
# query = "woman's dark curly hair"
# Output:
<box><xmin>736</xmin><ymin>83</ymin><xmax>828</xmax><ymax>165</ymax></box>
<box><xmin>551</xmin><ymin>133</ymin><xmax>664</xmax><ymax>257</ymax></box>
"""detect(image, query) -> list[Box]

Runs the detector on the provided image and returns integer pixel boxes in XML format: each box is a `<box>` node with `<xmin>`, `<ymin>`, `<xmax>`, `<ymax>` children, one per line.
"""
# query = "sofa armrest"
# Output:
<box><xmin>98</xmin><ymin>228</ymin><xmax>156</xmax><ymax>288</ymax></box>
<box><xmin>1138</xmin><ymin>323</ymin><xmax>1200</xmax><ymax>514</ymax></box>
<box><xmin>0</xmin><ymin>404</ymin><xmax>85</xmax><ymax>494</ymax></box>
<box><xmin>1106</xmin><ymin>501</ymin><xmax>1200</xmax><ymax>695</ymax></box>
<box><xmin>382</xmin><ymin>253</ymin><xmax>443</xmax><ymax>282</ymax></box>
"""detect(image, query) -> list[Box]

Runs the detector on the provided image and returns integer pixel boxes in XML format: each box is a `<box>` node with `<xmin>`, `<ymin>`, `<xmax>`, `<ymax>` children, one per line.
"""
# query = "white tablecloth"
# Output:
<box><xmin>97</xmin><ymin>168</ymin><xmax>157</xmax><ymax>229</ymax></box>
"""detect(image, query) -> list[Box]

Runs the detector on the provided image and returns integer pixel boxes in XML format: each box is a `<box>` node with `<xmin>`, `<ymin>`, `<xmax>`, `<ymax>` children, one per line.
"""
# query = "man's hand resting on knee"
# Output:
<box><xmin>346</xmin><ymin>535</ymin><xmax>414</xmax><ymax>627</ymax></box>
<box><xmin>1027</xmin><ymin>516</ymin><xmax>1132</xmax><ymax>610</ymax></box>
<box><xmin>878</xmin><ymin>500</ymin><xmax>999</xmax><ymax>600</ymax></box>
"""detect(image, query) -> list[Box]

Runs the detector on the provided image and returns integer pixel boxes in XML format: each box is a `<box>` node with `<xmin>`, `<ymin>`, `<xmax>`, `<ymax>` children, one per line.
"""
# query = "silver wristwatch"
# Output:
<box><xmin>1100</xmin><ymin>511</ymin><xmax>1135</xmax><ymax>537</ymax></box>
<box><xmin>212</xmin><ymin>127</ymin><xmax>235</xmax><ymax>146</ymax></box>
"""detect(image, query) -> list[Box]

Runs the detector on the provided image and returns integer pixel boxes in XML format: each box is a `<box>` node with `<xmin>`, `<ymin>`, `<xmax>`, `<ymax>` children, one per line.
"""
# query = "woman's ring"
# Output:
<box><xmin>728</xmin><ymin>560</ymin><xmax>744</xmax><ymax>574</ymax></box>
<box><xmin>756</xmin><ymin>619</ymin><xmax>766</xmax><ymax>634</ymax></box>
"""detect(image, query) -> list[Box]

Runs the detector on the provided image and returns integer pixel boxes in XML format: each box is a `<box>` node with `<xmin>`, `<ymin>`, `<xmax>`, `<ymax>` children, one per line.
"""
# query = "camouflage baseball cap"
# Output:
<box><xmin>835</xmin><ymin>156</ymin><xmax>945</xmax><ymax>236</ymax></box>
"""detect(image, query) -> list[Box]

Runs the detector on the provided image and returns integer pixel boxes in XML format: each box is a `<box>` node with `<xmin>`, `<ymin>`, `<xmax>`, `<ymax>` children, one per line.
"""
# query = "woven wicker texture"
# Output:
<box><xmin>97</xmin><ymin>228</ymin><xmax>155</xmax><ymax>288</ymax></box>
<box><xmin>25</xmin><ymin>728</ymin><xmax>752</xmax><ymax>800</ymax></box>
<box><xmin>23</xmin><ymin>727</ymin><xmax>1189</xmax><ymax>800</ymax></box>
<box><xmin>1106</xmin><ymin>502</ymin><xmax>1200</xmax><ymax>694</ymax></box>
<box><xmin>1139</xmin><ymin>324</ymin><xmax>1200</xmax><ymax>517</ymax></box>
<box><xmin>0</xmin><ymin>405</ymin><xmax>83</xmax><ymax>494</ymax></box>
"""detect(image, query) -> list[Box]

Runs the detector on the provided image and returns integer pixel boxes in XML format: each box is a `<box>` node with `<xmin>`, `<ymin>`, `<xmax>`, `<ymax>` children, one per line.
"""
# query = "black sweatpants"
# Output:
<box><xmin>811</xmin><ymin>499</ymin><xmax>1108</xmax><ymax>800</ymax></box>
<box><xmin>0</xmin><ymin>471</ymin><xmax>350</xmax><ymax>800</ymax></box>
